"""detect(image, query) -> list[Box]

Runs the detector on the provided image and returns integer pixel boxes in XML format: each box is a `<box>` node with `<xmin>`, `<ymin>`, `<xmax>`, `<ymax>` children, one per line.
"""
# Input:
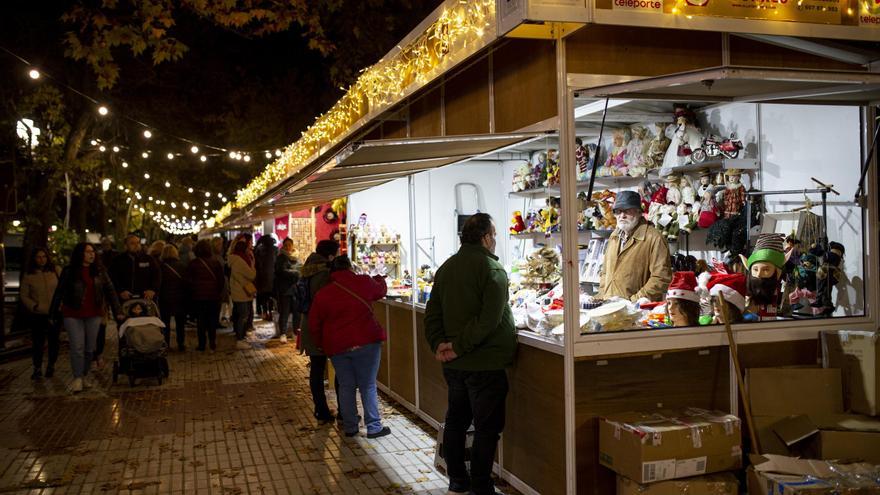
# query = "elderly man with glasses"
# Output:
<box><xmin>597</xmin><ymin>190</ymin><xmax>673</xmax><ymax>306</ymax></box>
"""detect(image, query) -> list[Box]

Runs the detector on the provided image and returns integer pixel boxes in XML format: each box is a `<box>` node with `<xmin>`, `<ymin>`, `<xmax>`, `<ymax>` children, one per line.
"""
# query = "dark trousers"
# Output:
<box><xmin>442</xmin><ymin>368</ymin><xmax>509</xmax><ymax>495</ymax></box>
<box><xmin>232</xmin><ymin>301</ymin><xmax>251</xmax><ymax>340</ymax></box>
<box><xmin>309</xmin><ymin>355</ymin><xmax>340</xmax><ymax>418</ymax></box>
<box><xmin>256</xmin><ymin>292</ymin><xmax>273</xmax><ymax>316</ymax></box>
<box><xmin>194</xmin><ymin>300</ymin><xmax>220</xmax><ymax>350</ymax></box>
<box><xmin>161</xmin><ymin>311</ymin><xmax>187</xmax><ymax>348</ymax></box>
<box><xmin>94</xmin><ymin>322</ymin><xmax>106</xmax><ymax>359</ymax></box>
<box><xmin>30</xmin><ymin>314</ymin><xmax>59</xmax><ymax>371</ymax></box>
<box><xmin>276</xmin><ymin>294</ymin><xmax>298</xmax><ymax>337</ymax></box>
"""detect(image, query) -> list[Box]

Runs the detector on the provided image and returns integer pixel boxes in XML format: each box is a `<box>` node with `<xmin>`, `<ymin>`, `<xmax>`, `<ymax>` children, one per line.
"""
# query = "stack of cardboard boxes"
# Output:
<box><xmin>598</xmin><ymin>330</ymin><xmax>880</xmax><ymax>494</ymax></box>
<box><xmin>599</xmin><ymin>408</ymin><xmax>743</xmax><ymax>494</ymax></box>
<box><xmin>746</xmin><ymin>330</ymin><xmax>880</xmax><ymax>493</ymax></box>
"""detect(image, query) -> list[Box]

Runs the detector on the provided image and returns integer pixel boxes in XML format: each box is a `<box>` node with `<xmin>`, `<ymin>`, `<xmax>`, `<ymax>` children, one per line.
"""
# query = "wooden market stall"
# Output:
<box><xmin>212</xmin><ymin>1</ymin><xmax>879</xmax><ymax>493</ymax></box>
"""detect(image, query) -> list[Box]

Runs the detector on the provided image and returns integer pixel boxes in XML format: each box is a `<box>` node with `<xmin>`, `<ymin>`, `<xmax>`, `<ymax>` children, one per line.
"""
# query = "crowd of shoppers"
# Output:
<box><xmin>20</xmin><ymin>212</ymin><xmax>517</xmax><ymax>471</ymax></box>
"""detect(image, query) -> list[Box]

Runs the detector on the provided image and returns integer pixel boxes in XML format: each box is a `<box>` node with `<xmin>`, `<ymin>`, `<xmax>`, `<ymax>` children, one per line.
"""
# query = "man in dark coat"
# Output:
<box><xmin>109</xmin><ymin>234</ymin><xmax>161</xmax><ymax>301</ymax></box>
<box><xmin>254</xmin><ymin>235</ymin><xmax>279</xmax><ymax>321</ymax></box>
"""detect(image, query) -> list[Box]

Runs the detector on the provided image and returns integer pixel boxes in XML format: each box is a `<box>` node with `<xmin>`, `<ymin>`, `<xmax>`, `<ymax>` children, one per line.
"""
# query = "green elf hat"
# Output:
<box><xmin>747</xmin><ymin>233</ymin><xmax>786</xmax><ymax>270</ymax></box>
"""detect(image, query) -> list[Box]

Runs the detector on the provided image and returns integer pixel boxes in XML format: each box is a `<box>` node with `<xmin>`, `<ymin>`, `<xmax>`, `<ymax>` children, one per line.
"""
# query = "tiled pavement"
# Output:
<box><xmin>0</xmin><ymin>319</ymin><xmax>518</xmax><ymax>495</ymax></box>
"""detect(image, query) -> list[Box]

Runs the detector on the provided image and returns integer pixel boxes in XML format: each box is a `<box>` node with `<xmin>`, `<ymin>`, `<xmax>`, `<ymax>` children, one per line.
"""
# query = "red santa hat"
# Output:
<box><xmin>666</xmin><ymin>271</ymin><xmax>700</xmax><ymax>303</ymax></box>
<box><xmin>706</xmin><ymin>272</ymin><xmax>746</xmax><ymax>313</ymax></box>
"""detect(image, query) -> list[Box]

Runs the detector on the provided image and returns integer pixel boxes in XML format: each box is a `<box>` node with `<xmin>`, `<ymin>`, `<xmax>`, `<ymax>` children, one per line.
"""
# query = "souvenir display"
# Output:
<box><xmin>661</xmin><ymin>105</ymin><xmax>704</xmax><ymax>176</ymax></box>
<box><xmin>743</xmin><ymin>233</ymin><xmax>786</xmax><ymax>319</ymax></box>
<box><xmin>349</xmin><ymin>222</ymin><xmax>402</xmax><ymax>277</ymax></box>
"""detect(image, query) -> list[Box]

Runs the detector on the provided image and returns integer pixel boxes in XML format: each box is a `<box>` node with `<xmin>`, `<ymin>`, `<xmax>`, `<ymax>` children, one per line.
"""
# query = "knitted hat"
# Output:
<box><xmin>707</xmin><ymin>272</ymin><xmax>746</xmax><ymax>312</ymax></box>
<box><xmin>667</xmin><ymin>271</ymin><xmax>700</xmax><ymax>303</ymax></box>
<box><xmin>747</xmin><ymin>233</ymin><xmax>785</xmax><ymax>270</ymax></box>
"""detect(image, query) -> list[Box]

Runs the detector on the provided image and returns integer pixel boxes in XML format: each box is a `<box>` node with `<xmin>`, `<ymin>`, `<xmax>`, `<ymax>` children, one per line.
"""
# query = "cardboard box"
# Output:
<box><xmin>617</xmin><ymin>473</ymin><xmax>738</xmax><ymax>495</ymax></box>
<box><xmin>822</xmin><ymin>331</ymin><xmax>880</xmax><ymax>416</ymax></box>
<box><xmin>599</xmin><ymin>409</ymin><xmax>742</xmax><ymax>484</ymax></box>
<box><xmin>747</xmin><ymin>368</ymin><xmax>844</xmax><ymax>417</ymax></box>
<box><xmin>747</xmin><ymin>454</ymin><xmax>880</xmax><ymax>494</ymax></box>
<box><xmin>819</xmin><ymin>430</ymin><xmax>880</xmax><ymax>464</ymax></box>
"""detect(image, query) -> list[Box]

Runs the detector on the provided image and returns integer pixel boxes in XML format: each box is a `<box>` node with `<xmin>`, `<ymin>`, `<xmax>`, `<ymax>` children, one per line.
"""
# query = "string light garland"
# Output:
<box><xmin>218</xmin><ymin>0</ymin><xmax>494</xmax><ymax>223</ymax></box>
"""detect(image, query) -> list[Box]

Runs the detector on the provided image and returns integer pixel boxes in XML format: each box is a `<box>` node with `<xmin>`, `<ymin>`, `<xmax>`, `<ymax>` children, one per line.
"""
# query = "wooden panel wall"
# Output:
<box><xmin>382</xmin><ymin>119</ymin><xmax>409</xmax><ymax>139</ymax></box>
<box><xmin>503</xmin><ymin>345</ymin><xmax>566</xmax><ymax>495</ymax></box>
<box><xmin>374</xmin><ymin>302</ymin><xmax>390</xmax><ymax>387</ymax></box>
<box><xmin>574</xmin><ymin>347</ymin><xmax>730</xmax><ymax>495</ymax></box>
<box><xmin>416</xmin><ymin>314</ymin><xmax>448</xmax><ymax>423</ymax></box>
<box><xmin>493</xmin><ymin>39</ymin><xmax>557</xmax><ymax>133</ymax></box>
<box><xmin>388</xmin><ymin>305</ymin><xmax>416</xmax><ymax>404</ymax></box>
<box><xmin>409</xmin><ymin>88</ymin><xmax>443</xmax><ymax>138</ymax></box>
<box><xmin>729</xmin><ymin>37</ymin><xmax>864</xmax><ymax>71</ymax></box>
<box><xmin>566</xmin><ymin>25</ymin><xmax>722</xmax><ymax>76</ymax></box>
<box><xmin>445</xmin><ymin>58</ymin><xmax>491</xmax><ymax>135</ymax></box>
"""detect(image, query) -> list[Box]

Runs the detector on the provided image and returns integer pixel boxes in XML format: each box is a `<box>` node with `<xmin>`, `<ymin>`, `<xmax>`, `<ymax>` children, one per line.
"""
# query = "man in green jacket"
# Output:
<box><xmin>425</xmin><ymin>213</ymin><xmax>516</xmax><ymax>495</ymax></box>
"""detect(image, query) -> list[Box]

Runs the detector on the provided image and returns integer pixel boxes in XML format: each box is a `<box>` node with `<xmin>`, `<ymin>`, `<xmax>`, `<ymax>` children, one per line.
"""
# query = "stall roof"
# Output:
<box><xmin>233</xmin><ymin>132</ymin><xmax>545</xmax><ymax>224</ymax></box>
<box><xmin>574</xmin><ymin>66</ymin><xmax>880</xmax><ymax>105</ymax></box>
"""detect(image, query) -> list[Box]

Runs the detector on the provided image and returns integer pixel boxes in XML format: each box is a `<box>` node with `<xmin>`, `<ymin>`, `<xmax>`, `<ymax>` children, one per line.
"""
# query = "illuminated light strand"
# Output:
<box><xmin>217</xmin><ymin>0</ymin><xmax>494</xmax><ymax>224</ymax></box>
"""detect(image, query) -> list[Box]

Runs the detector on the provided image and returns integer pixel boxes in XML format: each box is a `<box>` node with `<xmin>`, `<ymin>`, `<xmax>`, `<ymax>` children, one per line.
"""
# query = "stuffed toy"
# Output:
<box><xmin>524</xmin><ymin>246</ymin><xmax>562</xmax><ymax>287</ymax></box>
<box><xmin>529</xmin><ymin>151</ymin><xmax>547</xmax><ymax>189</ymax></box>
<box><xmin>544</xmin><ymin>149</ymin><xmax>560</xmax><ymax>187</ymax></box>
<box><xmin>510</xmin><ymin>211</ymin><xmax>526</xmax><ymax>234</ymax></box>
<box><xmin>661</xmin><ymin>105</ymin><xmax>704</xmax><ymax>176</ymax></box>
<box><xmin>512</xmin><ymin>162</ymin><xmax>531</xmax><ymax>192</ymax></box>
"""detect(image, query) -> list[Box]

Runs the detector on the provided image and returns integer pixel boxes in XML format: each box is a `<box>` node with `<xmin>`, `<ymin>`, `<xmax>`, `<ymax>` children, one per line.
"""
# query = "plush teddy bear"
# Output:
<box><xmin>510</xmin><ymin>211</ymin><xmax>526</xmax><ymax>234</ymax></box>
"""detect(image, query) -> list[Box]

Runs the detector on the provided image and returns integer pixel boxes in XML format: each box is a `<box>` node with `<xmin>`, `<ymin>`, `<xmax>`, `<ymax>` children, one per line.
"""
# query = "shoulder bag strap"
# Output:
<box><xmin>332</xmin><ymin>281</ymin><xmax>374</xmax><ymax>314</ymax></box>
<box><xmin>199</xmin><ymin>258</ymin><xmax>218</xmax><ymax>282</ymax></box>
<box><xmin>165</xmin><ymin>263</ymin><xmax>183</xmax><ymax>280</ymax></box>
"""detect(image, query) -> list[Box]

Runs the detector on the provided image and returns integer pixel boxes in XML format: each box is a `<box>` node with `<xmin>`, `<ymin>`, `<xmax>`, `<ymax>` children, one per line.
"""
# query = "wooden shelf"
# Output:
<box><xmin>667</xmin><ymin>158</ymin><xmax>758</xmax><ymax>174</ymax></box>
<box><xmin>508</xmin><ymin>187</ymin><xmax>555</xmax><ymax>199</ymax></box>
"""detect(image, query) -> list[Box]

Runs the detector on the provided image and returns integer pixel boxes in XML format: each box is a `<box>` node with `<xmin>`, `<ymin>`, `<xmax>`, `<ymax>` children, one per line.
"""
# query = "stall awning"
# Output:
<box><xmin>239</xmin><ymin>132</ymin><xmax>545</xmax><ymax>222</ymax></box>
<box><xmin>575</xmin><ymin>66</ymin><xmax>880</xmax><ymax>105</ymax></box>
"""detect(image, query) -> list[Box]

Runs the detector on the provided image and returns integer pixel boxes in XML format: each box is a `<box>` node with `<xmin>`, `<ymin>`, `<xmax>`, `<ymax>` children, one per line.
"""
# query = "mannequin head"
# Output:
<box><xmin>667</xmin><ymin>298</ymin><xmax>701</xmax><ymax>327</ymax></box>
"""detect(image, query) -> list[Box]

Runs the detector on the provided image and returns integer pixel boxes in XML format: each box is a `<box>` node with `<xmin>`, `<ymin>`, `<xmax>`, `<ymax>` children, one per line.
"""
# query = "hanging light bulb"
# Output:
<box><xmin>165</xmin><ymin>181</ymin><xmax>171</xmax><ymax>188</ymax></box>
<box><xmin>121</xmin><ymin>161</ymin><xmax>129</xmax><ymax>168</ymax></box>
<box><xmin>264</xmin><ymin>151</ymin><xmax>272</xmax><ymax>159</ymax></box>
<box><xmin>97</xmin><ymin>105</ymin><xmax>109</xmax><ymax>116</ymax></box>
<box><xmin>188</xmin><ymin>187</ymin><xmax>194</xmax><ymax>193</ymax></box>
<box><xmin>204</xmin><ymin>201</ymin><xmax>209</xmax><ymax>207</ymax></box>
<box><xmin>228</xmin><ymin>151</ymin><xmax>236</xmax><ymax>159</ymax></box>
<box><xmin>90</xmin><ymin>139</ymin><xmax>98</xmax><ymax>146</ymax></box>
<box><xmin>204</xmin><ymin>192</ymin><xmax>211</xmax><ymax>197</ymax></box>
<box><xmin>28</xmin><ymin>69</ymin><xmax>40</xmax><ymax>79</ymax></box>
<box><xmin>243</xmin><ymin>155</ymin><xmax>251</xmax><ymax>163</ymax></box>
<box><xmin>170</xmin><ymin>202</ymin><xmax>176</xmax><ymax>208</ymax></box>
<box><xmin>143</xmin><ymin>130</ymin><xmax>152</xmax><ymax>139</ymax></box>
<box><xmin>167</xmin><ymin>153</ymin><xmax>174</xmax><ymax>160</ymax></box>
<box><xmin>144</xmin><ymin>173</ymin><xmax>151</xmax><ymax>179</ymax></box>
<box><xmin>99</xmin><ymin>145</ymin><xmax>106</xmax><ymax>152</ymax></box>
<box><xmin>190</xmin><ymin>146</ymin><xmax>199</xmax><ymax>154</ymax></box>
<box><xmin>200</xmin><ymin>155</ymin><xmax>207</xmax><ymax>162</ymax></box>
<box><xmin>142</xmin><ymin>152</ymin><xmax>149</xmax><ymax>158</ymax></box>
<box><xmin>275</xmin><ymin>149</ymin><xmax>282</xmax><ymax>157</ymax></box>
<box><xmin>112</xmin><ymin>146</ymin><xmax>120</xmax><ymax>153</ymax></box>
<box><xmin>117</xmin><ymin>185</ymin><xmax>124</xmax><ymax>191</ymax></box>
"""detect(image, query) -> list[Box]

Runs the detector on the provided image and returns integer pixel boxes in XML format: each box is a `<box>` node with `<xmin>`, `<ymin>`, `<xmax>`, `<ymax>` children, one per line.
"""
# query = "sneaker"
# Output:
<box><xmin>279</xmin><ymin>335</ymin><xmax>288</xmax><ymax>344</ymax></box>
<box><xmin>236</xmin><ymin>340</ymin><xmax>250</xmax><ymax>350</ymax></box>
<box><xmin>31</xmin><ymin>369</ymin><xmax>42</xmax><ymax>380</ymax></box>
<box><xmin>366</xmin><ymin>426</ymin><xmax>391</xmax><ymax>439</ymax></box>
<box><xmin>44</xmin><ymin>366</ymin><xmax>54</xmax><ymax>378</ymax></box>
<box><xmin>69</xmin><ymin>378</ymin><xmax>83</xmax><ymax>393</ymax></box>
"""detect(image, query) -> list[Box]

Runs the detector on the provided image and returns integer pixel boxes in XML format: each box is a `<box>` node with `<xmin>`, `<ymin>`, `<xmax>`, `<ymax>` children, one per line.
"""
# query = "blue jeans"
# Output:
<box><xmin>330</xmin><ymin>342</ymin><xmax>383</xmax><ymax>435</ymax></box>
<box><xmin>232</xmin><ymin>301</ymin><xmax>251</xmax><ymax>340</ymax></box>
<box><xmin>64</xmin><ymin>317</ymin><xmax>102</xmax><ymax>378</ymax></box>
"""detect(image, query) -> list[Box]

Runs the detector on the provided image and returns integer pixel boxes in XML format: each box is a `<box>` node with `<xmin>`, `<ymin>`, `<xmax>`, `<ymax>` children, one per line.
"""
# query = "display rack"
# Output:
<box><xmin>351</xmin><ymin>237</ymin><xmax>402</xmax><ymax>278</ymax></box>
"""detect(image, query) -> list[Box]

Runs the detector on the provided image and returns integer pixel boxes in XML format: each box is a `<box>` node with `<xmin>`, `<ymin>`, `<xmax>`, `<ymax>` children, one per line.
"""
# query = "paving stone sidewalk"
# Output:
<box><xmin>0</xmin><ymin>319</ymin><xmax>518</xmax><ymax>495</ymax></box>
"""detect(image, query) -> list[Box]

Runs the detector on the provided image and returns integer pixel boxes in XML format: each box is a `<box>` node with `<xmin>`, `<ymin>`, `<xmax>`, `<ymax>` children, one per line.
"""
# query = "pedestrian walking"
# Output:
<box><xmin>49</xmin><ymin>243</ymin><xmax>124</xmax><ymax>394</ymax></box>
<box><xmin>186</xmin><ymin>239</ymin><xmax>225</xmax><ymax>352</ymax></box>
<box><xmin>21</xmin><ymin>247</ymin><xmax>59</xmax><ymax>379</ymax></box>
<box><xmin>273</xmin><ymin>237</ymin><xmax>300</xmax><ymax>342</ymax></box>
<box><xmin>109</xmin><ymin>233</ymin><xmax>161</xmax><ymax>301</ymax></box>
<box><xmin>228</xmin><ymin>239</ymin><xmax>256</xmax><ymax>349</ymax></box>
<box><xmin>309</xmin><ymin>255</ymin><xmax>389</xmax><ymax>438</ymax></box>
<box><xmin>299</xmin><ymin>239</ymin><xmax>340</xmax><ymax>422</ymax></box>
<box><xmin>254</xmin><ymin>235</ymin><xmax>278</xmax><ymax>321</ymax></box>
<box><xmin>159</xmin><ymin>244</ymin><xmax>188</xmax><ymax>351</ymax></box>
<box><xmin>424</xmin><ymin>213</ymin><xmax>516</xmax><ymax>495</ymax></box>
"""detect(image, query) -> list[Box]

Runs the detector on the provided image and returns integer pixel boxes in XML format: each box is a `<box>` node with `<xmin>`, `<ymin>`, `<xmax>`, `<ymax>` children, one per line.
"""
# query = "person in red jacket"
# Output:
<box><xmin>308</xmin><ymin>255</ymin><xmax>390</xmax><ymax>439</ymax></box>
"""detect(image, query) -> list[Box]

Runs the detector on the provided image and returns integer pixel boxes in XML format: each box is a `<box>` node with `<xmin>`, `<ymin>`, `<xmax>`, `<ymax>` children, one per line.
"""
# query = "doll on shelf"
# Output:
<box><xmin>645</xmin><ymin>122</ymin><xmax>671</xmax><ymax>171</ymax></box>
<box><xmin>575</xmin><ymin>138</ymin><xmax>591</xmax><ymax>181</ymax></box>
<box><xmin>715</xmin><ymin>169</ymin><xmax>747</xmax><ymax>219</ymax></box>
<box><xmin>661</xmin><ymin>105</ymin><xmax>704</xmax><ymax>176</ymax></box>
<box><xmin>626</xmin><ymin>125</ymin><xmax>651</xmax><ymax>177</ymax></box>
<box><xmin>602</xmin><ymin>128</ymin><xmax>631</xmax><ymax>177</ymax></box>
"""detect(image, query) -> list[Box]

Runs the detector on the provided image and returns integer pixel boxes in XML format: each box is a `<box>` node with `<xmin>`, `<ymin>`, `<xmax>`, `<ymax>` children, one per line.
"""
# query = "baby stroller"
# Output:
<box><xmin>112</xmin><ymin>298</ymin><xmax>169</xmax><ymax>386</ymax></box>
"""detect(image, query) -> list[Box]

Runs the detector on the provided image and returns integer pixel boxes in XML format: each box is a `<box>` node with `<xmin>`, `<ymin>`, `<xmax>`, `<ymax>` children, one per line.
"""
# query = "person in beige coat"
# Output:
<box><xmin>598</xmin><ymin>191</ymin><xmax>672</xmax><ymax>304</ymax></box>
<box><xmin>228</xmin><ymin>239</ymin><xmax>256</xmax><ymax>349</ymax></box>
<box><xmin>21</xmin><ymin>248</ymin><xmax>60</xmax><ymax>379</ymax></box>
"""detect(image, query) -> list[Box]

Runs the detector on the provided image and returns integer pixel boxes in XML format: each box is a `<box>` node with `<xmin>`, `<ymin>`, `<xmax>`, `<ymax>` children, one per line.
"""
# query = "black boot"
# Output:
<box><xmin>44</xmin><ymin>365</ymin><xmax>54</xmax><ymax>378</ymax></box>
<box><xmin>31</xmin><ymin>368</ymin><xmax>42</xmax><ymax>380</ymax></box>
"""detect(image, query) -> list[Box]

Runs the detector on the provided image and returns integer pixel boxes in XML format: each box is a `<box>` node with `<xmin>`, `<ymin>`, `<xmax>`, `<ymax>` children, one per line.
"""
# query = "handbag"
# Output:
<box><xmin>244</xmin><ymin>281</ymin><xmax>258</xmax><ymax>299</ymax></box>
